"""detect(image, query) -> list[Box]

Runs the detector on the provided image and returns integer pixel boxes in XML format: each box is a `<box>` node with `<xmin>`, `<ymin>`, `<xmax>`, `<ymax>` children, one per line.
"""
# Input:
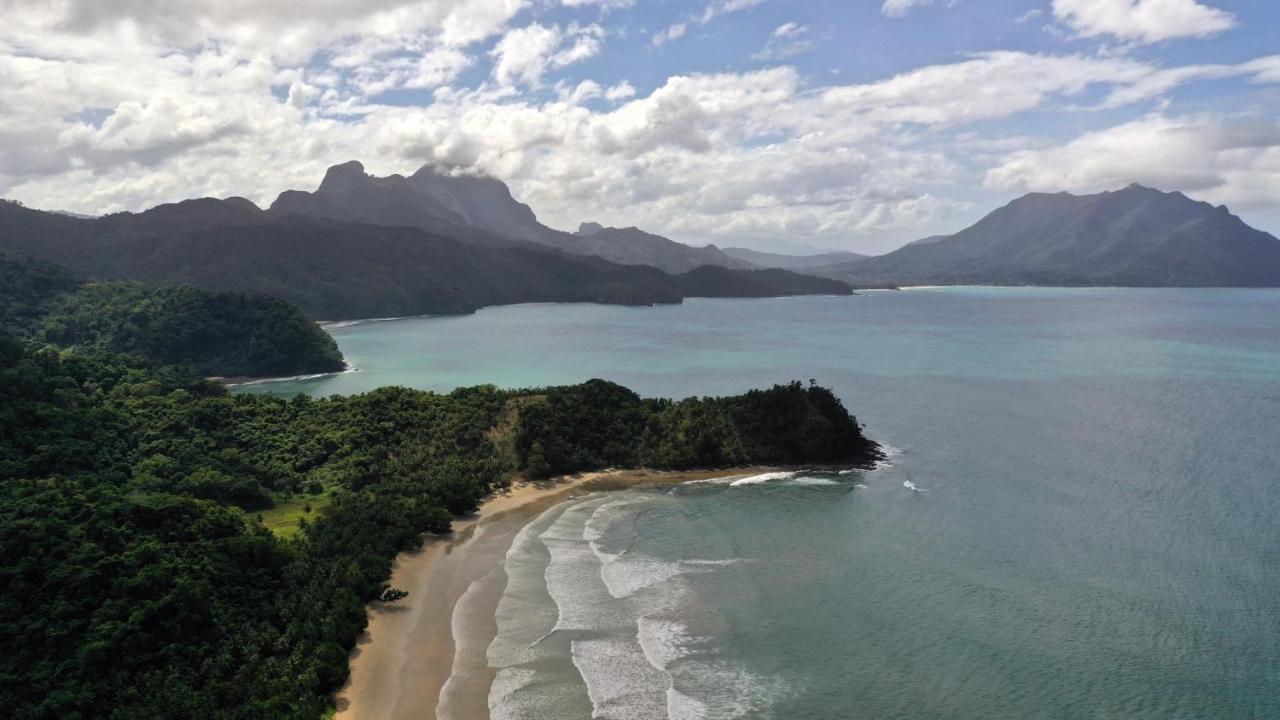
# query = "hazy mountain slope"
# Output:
<box><xmin>722</xmin><ymin>246</ymin><xmax>868</xmax><ymax>270</ymax></box>
<box><xmin>0</xmin><ymin>201</ymin><xmax>850</xmax><ymax>320</ymax></box>
<box><xmin>822</xmin><ymin>185</ymin><xmax>1280</xmax><ymax>287</ymax></box>
<box><xmin>565</xmin><ymin>223</ymin><xmax>756</xmax><ymax>274</ymax></box>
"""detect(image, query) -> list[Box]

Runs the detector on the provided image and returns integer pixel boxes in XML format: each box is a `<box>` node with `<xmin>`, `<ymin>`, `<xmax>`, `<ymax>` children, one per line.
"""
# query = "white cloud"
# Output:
<box><xmin>2</xmin><ymin>0</ymin><xmax>1279</xmax><ymax>254</ymax></box>
<box><xmin>1052</xmin><ymin>0</ymin><xmax>1236</xmax><ymax>44</ymax></box>
<box><xmin>652</xmin><ymin>23</ymin><xmax>687</xmax><ymax>46</ymax></box>
<box><xmin>984</xmin><ymin>113</ymin><xmax>1280</xmax><ymax>209</ymax></box>
<box><xmin>560</xmin><ymin>0</ymin><xmax>635</xmax><ymax>7</ymax></box>
<box><xmin>1</xmin><ymin>0</ymin><xmax>532</xmax><ymax>59</ymax></box>
<box><xmin>410</xmin><ymin>48</ymin><xmax>474</xmax><ymax>88</ymax></box>
<box><xmin>605</xmin><ymin>81</ymin><xmax>637</xmax><ymax>101</ymax></box>
<box><xmin>882</xmin><ymin>0</ymin><xmax>935</xmax><ymax>17</ymax></box>
<box><xmin>753</xmin><ymin>22</ymin><xmax>816</xmax><ymax>61</ymax></box>
<box><xmin>654</xmin><ymin>0</ymin><xmax>764</xmax><ymax>46</ymax></box>
<box><xmin>698</xmin><ymin>0</ymin><xmax>766</xmax><ymax>24</ymax></box>
<box><xmin>1094</xmin><ymin>55</ymin><xmax>1280</xmax><ymax>108</ymax></box>
<box><xmin>820</xmin><ymin>51</ymin><xmax>1153</xmax><ymax>127</ymax></box>
<box><xmin>490</xmin><ymin>23</ymin><xmax>603</xmax><ymax>87</ymax></box>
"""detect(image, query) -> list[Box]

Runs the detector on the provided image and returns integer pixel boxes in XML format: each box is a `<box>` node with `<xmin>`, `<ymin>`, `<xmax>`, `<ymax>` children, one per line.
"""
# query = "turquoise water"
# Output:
<box><xmin>244</xmin><ymin>288</ymin><xmax>1280</xmax><ymax>719</ymax></box>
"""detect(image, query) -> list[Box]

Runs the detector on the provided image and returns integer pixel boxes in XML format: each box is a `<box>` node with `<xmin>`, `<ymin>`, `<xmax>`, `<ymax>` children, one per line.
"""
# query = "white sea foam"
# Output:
<box><xmin>668</xmin><ymin>686</ymin><xmax>713</xmax><ymax>720</ymax></box>
<box><xmin>224</xmin><ymin>365</ymin><xmax>358</xmax><ymax>386</ymax></box>
<box><xmin>571</xmin><ymin>637</ymin><xmax>669</xmax><ymax>720</ymax></box>
<box><xmin>488</xmin><ymin>501</ymin><xmax>570</xmax><ymax>666</ymax></box>
<box><xmin>584</xmin><ymin>496</ymin><xmax>652</xmax><ymax>565</ymax></box>
<box><xmin>790</xmin><ymin>475</ymin><xmax>840</xmax><ymax>486</ymax></box>
<box><xmin>491</xmin><ymin>491</ymin><xmax>789</xmax><ymax>720</ymax></box>
<box><xmin>637</xmin><ymin>616</ymin><xmax>699</xmax><ymax>671</ymax></box>
<box><xmin>602</xmin><ymin>553</ymin><xmax>690</xmax><ymax>599</ymax></box>
<box><xmin>728</xmin><ymin>471</ymin><xmax>797</xmax><ymax>486</ymax></box>
<box><xmin>320</xmin><ymin>313</ymin><xmax>431</xmax><ymax>329</ymax></box>
<box><xmin>543</xmin><ymin>499</ymin><xmax>623</xmax><ymax>633</ymax></box>
<box><xmin>904</xmin><ymin>479</ymin><xmax>927</xmax><ymax>493</ymax></box>
<box><xmin>540</xmin><ymin>496</ymin><xmax>674</xmax><ymax>719</ymax></box>
<box><xmin>438</xmin><ymin>568</ymin><xmax>505</xmax><ymax>720</ymax></box>
<box><xmin>680</xmin><ymin>558</ymin><xmax>750</xmax><ymax>567</ymax></box>
<box><xmin>872</xmin><ymin>443</ymin><xmax>904</xmax><ymax>470</ymax></box>
<box><xmin>488</xmin><ymin>499</ymin><xmax>593</xmax><ymax>720</ymax></box>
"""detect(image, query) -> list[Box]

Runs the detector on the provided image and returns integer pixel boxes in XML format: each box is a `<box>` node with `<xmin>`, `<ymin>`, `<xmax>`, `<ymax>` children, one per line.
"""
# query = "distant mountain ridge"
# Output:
<box><xmin>0</xmin><ymin>194</ymin><xmax>851</xmax><ymax>320</ymax></box>
<box><xmin>820</xmin><ymin>185</ymin><xmax>1280</xmax><ymax>288</ymax></box>
<box><xmin>571</xmin><ymin>222</ymin><xmax>754</xmax><ymax>273</ymax></box>
<box><xmin>270</xmin><ymin>161</ymin><xmax>540</xmax><ymax>247</ymax></box>
<box><xmin>269</xmin><ymin>161</ymin><xmax>758</xmax><ymax>273</ymax></box>
<box><xmin>722</xmin><ymin>246</ymin><xmax>868</xmax><ymax>270</ymax></box>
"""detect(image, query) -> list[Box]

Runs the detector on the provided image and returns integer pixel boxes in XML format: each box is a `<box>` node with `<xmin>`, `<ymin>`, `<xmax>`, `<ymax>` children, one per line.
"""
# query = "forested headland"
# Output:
<box><xmin>0</xmin><ymin>254</ymin><xmax>343</xmax><ymax>378</ymax></box>
<box><xmin>0</xmin><ymin>321</ymin><xmax>878</xmax><ymax>718</ymax></box>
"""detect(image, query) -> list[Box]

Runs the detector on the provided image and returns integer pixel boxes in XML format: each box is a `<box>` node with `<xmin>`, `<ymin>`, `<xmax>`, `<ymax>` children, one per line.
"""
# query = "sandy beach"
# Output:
<box><xmin>333</xmin><ymin>467</ymin><xmax>764</xmax><ymax>720</ymax></box>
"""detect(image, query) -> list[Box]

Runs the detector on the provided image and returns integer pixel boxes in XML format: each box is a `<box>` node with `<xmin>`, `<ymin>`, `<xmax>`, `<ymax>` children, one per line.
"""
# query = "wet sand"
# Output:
<box><xmin>333</xmin><ymin>467</ymin><xmax>765</xmax><ymax>720</ymax></box>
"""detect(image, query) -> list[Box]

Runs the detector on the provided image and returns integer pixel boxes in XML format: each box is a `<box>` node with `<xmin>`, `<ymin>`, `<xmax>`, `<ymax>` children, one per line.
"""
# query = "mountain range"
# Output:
<box><xmin>272</xmin><ymin>161</ymin><xmax>755</xmax><ymax>274</ymax></box>
<box><xmin>0</xmin><ymin>162</ymin><xmax>851</xmax><ymax>320</ymax></box>
<box><xmin>722</xmin><ymin>246</ymin><xmax>868</xmax><ymax>270</ymax></box>
<box><xmin>4</xmin><ymin>167</ymin><xmax>1279</xmax><ymax>324</ymax></box>
<box><xmin>818</xmin><ymin>185</ymin><xmax>1280</xmax><ymax>287</ymax></box>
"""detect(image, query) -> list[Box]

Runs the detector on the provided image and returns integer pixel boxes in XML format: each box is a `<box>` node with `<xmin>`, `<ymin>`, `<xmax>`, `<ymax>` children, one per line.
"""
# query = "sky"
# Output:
<box><xmin>1</xmin><ymin>0</ymin><xmax>1278</xmax><ymax>254</ymax></box>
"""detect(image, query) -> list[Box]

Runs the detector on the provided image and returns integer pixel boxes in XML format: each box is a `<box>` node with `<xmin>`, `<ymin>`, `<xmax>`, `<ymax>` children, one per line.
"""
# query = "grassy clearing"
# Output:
<box><xmin>257</xmin><ymin>493</ymin><xmax>332</xmax><ymax>539</ymax></box>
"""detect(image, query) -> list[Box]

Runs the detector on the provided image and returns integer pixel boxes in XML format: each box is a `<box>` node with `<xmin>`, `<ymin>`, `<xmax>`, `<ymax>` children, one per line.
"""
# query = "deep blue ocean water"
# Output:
<box><xmin>243</xmin><ymin>288</ymin><xmax>1280</xmax><ymax>719</ymax></box>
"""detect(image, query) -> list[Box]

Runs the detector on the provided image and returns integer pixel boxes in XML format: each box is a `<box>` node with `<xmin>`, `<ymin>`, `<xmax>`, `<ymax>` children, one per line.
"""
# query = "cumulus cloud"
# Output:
<box><xmin>490</xmin><ymin>23</ymin><xmax>603</xmax><ymax>87</ymax></box>
<box><xmin>1</xmin><ymin>0</ymin><xmax>533</xmax><ymax>59</ymax></box>
<box><xmin>604</xmin><ymin>81</ymin><xmax>637</xmax><ymax>101</ymax></box>
<box><xmin>1052</xmin><ymin>0</ymin><xmax>1236</xmax><ymax>44</ymax></box>
<box><xmin>1</xmin><ymin>0</ymin><xmax>1279</xmax><ymax>251</ymax></box>
<box><xmin>984</xmin><ymin>114</ymin><xmax>1280</xmax><ymax>209</ymax></box>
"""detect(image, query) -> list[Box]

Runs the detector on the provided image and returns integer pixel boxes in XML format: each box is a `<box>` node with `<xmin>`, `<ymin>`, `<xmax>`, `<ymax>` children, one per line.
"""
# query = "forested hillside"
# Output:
<box><xmin>0</xmin><ymin>332</ymin><xmax>878</xmax><ymax>719</ymax></box>
<box><xmin>0</xmin><ymin>255</ymin><xmax>343</xmax><ymax>377</ymax></box>
<box><xmin>0</xmin><ymin>199</ymin><xmax>852</xmax><ymax>320</ymax></box>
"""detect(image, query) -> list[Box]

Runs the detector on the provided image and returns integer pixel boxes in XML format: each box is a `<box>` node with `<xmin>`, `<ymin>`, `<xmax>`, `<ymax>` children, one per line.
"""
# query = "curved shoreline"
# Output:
<box><xmin>332</xmin><ymin>467</ymin><xmax>775</xmax><ymax>720</ymax></box>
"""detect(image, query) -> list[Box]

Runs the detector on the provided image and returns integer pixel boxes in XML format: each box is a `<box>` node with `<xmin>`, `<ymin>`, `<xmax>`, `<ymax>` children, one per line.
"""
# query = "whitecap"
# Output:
<box><xmin>789</xmin><ymin>476</ymin><xmax>840</xmax><ymax>486</ymax></box>
<box><xmin>601</xmin><ymin>553</ymin><xmax>690</xmax><ymax>599</ymax></box>
<box><xmin>728</xmin><ymin>471</ymin><xmax>797</xmax><ymax>486</ymax></box>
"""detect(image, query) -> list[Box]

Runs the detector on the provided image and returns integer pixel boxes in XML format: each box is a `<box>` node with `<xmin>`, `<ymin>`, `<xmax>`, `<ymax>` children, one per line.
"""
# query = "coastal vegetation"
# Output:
<box><xmin>515</xmin><ymin>378</ymin><xmax>880</xmax><ymax>476</ymax></box>
<box><xmin>0</xmin><ymin>254</ymin><xmax>343</xmax><ymax>377</ymax></box>
<box><xmin>0</xmin><ymin>325</ymin><xmax>877</xmax><ymax>718</ymax></box>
